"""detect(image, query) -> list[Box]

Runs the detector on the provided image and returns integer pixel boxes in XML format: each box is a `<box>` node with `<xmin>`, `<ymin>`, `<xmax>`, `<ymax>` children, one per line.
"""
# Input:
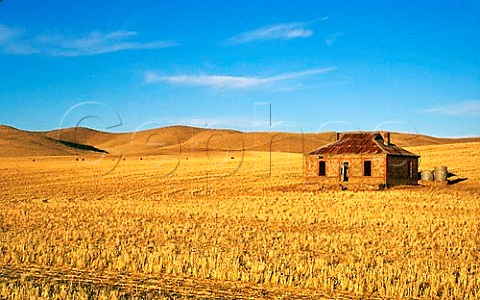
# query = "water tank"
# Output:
<box><xmin>420</xmin><ymin>170</ymin><xmax>434</xmax><ymax>181</ymax></box>
<box><xmin>434</xmin><ymin>166</ymin><xmax>448</xmax><ymax>182</ymax></box>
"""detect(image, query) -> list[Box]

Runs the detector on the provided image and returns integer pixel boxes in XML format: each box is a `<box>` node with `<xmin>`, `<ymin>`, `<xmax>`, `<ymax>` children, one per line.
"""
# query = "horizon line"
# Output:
<box><xmin>1</xmin><ymin>124</ymin><xmax>479</xmax><ymax>139</ymax></box>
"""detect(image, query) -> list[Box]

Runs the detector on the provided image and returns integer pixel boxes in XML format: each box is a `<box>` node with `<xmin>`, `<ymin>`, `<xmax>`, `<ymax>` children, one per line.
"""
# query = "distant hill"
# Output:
<box><xmin>0</xmin><ymin>125</ymin><xmax>100</xmax><ymax>157</ymax></box>
<box><xmin>0</xmin><ymin>124</ymin><xmax>479</xmax><ymax>157</ymax></box>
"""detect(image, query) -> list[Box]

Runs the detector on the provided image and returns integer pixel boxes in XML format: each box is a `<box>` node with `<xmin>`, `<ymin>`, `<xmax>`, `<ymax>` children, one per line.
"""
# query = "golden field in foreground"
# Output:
<box><xmin>0</xmin><ymin>142</ymin><xmax>479</xmax><ymax>299</ymax></box>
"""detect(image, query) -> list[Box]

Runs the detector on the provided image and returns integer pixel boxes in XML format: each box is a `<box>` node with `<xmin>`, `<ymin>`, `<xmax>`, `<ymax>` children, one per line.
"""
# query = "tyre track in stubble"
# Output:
<box><xmin>0</xmin><ymin>264</ymin><xmax>385</xmax><ymax>300</ymax></box>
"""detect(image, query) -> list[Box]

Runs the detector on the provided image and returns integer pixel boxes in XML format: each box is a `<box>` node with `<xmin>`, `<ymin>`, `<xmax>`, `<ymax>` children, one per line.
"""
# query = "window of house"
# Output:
<box><xmin>408</xmin><ymin>161</ymin><xmax>413</xmax><ymax>177</ymax></box>
<box><xmin>363</xmin><ymin>160</ymin><xmax>372</xmax><ymax>176</ymax></box>
<box><xmin>319</xmin><ymin>161</ymin><xmax>326</xmax><ymax>176</ymax></box>
<box><xmin>341</xmin><ymin>162</ymin><xmax>349</xmax><ymax>182</ymax></box>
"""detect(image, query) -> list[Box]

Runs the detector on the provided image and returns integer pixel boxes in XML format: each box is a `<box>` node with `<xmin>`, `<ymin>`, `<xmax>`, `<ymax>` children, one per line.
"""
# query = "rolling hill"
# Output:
<box><xmin>0</xmin><ymin>124</ymin><xmax>479</xmax><ymax>157</ymax></box>
<box><xmin>0</xmin><ymin>125</ymin><xmax>96</xmax><ymax>157</ymax></box>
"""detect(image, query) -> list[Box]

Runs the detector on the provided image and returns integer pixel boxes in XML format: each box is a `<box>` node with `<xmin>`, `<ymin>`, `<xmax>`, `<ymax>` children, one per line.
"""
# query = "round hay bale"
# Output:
<box><xmin>420</xmin><ymin>170</ymin><xmax>434</xmax><ymax>181</ymax></box>
<box><xmin>434</xmin><ymin>166</ymin><xmax>448</xmax><ymax>182</ymax></box>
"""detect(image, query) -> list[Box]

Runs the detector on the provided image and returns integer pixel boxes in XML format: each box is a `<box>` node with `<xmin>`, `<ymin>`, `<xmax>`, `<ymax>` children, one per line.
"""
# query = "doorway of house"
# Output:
<box><xmin>340</xmin><ymin>162</ymin><xmax>349</xmax><ymax>182</ymax></box>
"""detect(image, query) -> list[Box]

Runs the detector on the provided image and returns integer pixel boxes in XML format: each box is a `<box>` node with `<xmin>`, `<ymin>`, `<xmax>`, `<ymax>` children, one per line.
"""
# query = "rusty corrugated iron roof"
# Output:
<box><xmin>309</xmin><ymin>133</ymin><xmax>419</xmax><ymax>157</ymax></box>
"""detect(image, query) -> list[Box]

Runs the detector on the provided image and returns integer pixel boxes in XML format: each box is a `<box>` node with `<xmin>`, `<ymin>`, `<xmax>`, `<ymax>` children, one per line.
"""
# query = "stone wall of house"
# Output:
<box><xmin>305</xmin><ymin>154</ymin><xmax>386</xmax><ymax>186</ymax></box>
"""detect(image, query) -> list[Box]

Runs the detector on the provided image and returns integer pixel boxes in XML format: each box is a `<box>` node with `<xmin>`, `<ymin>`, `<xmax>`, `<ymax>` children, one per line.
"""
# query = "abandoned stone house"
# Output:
<box><xmin>305</xmin><ymin>132</ymin><xmax>419</xmax><ymax>188</ymax></box>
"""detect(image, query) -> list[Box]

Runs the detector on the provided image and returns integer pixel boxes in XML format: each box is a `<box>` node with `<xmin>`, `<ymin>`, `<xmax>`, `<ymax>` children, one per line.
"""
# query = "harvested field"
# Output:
<box><xmin>0</xmin><ymin>142</ymin><xmax>479</xmax><ymax>299</ymax></box>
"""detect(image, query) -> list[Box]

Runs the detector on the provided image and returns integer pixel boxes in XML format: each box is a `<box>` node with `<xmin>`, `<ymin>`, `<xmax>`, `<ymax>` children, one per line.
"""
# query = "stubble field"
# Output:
<box><xmin>0</xmin><ymin>142</ymin><xmax>479</xmax><ymax>299</ymax></box>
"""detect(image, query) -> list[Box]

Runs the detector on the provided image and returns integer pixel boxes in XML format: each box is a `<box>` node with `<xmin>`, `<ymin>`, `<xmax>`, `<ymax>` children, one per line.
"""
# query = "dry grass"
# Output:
<box><xmin>0</xmin><ymin>142</ymin><xmax>479</xmax><ymax>299</ymax></box>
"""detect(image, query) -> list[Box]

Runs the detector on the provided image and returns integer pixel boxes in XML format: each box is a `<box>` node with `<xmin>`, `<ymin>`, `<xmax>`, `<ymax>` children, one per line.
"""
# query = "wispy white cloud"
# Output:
<box><xmin>0</xmin><ymin>24</ymin><xmax>176</xmax><ymax>56</ymax></box>
<box><xmin>423</xmin><ymin>100</ymin><xmax>480</xmax><ymax>116</ymax></box>
<box><xmin>325</xmin><ymin>32</ymin><xmax>344</xmax><ymax>46</ymax></box>
<box><xmin>44</xmin><ymin>31</ymin><xmax>176</xmax><ymax>56</ymax></box>
<box><xmin>146</xmin><ymin>73</ymin><xmax>264</xmax><ymax>89</ymax></box>
<box><xmin>224</xmin><ymin>18</ymin><xmax>328</xmax><ymax>44</ymax></box>
<box><xmin>0</xmin><ymin>24</ymin><xmax>22</xmax><ymax>43</ymax></box>
<box><xmin>145</xmin><ymin>67</ymin><xmax>336</xmax><ymax>90</ymax></box>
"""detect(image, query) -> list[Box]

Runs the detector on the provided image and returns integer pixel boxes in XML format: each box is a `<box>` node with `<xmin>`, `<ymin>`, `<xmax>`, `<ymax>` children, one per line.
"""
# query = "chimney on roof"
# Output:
<box><xmin>382</xmin><ymin>131</ymin><xmax>390</xmax><ymax>146</ymax></box>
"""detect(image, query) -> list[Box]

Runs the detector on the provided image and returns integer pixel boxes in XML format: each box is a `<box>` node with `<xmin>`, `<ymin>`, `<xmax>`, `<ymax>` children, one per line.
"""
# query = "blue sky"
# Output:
<box><xmin>0</xmin><ymin>0</ymin><xmax>479</xmax><ymax>137</ymax></box>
